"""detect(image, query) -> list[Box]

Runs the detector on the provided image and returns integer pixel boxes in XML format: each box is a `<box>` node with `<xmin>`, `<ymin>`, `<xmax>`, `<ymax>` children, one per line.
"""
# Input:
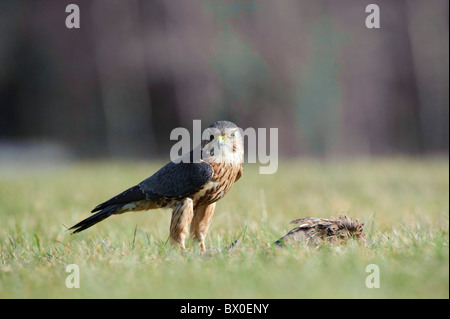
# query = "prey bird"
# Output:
<box><xmin>69</xmin><ymin>121</ymin><xmax>244</xmax><ymax>252</ymax></box>
<box><xmin>274</xmin><ymin>215</ymin><xmax>365</xmax><ymax>247</ymax></box>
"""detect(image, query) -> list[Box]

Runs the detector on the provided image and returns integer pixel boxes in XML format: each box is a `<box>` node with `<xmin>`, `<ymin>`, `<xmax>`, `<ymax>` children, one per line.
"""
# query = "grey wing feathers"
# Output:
<box><xmin>139</xmin><ymin>160</ymin><xmax>214</xmax><ymax>199</ymax></box>
<box><xmin>92</xmin><ymin>160</ymin><xmax>213</xmax><ymax>213</ymax></box>
<box><xmin>91</xmin><ymin>185</ymin><xmax>146</xmax><ymax>212</ymax></box>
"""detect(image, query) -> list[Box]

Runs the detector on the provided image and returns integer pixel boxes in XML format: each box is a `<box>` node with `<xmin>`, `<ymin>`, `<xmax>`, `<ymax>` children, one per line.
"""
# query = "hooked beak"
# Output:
<box><xmin>217</xmin><ymin>135</ymin><xmax>225</xmax><ymax>149</ymax></box>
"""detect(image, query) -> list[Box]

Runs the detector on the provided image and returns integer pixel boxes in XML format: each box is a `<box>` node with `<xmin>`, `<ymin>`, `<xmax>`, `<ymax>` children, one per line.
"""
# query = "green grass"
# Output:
<box><xmin>0</xmin><ymin>157</ymin><xmax>448</xmax><ymax>298</ymax></box>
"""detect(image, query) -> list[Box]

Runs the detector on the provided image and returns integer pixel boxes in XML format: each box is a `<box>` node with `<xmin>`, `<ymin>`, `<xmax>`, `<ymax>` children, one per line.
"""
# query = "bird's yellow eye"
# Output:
<box><xmin>229</xmin><ymin>131</ymin><xmax>235</xmax><ymax>137</ymax></box>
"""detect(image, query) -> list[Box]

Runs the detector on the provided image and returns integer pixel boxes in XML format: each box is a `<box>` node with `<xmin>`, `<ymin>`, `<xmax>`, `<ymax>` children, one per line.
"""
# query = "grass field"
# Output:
<box><xmin>0</xmin><ymin>157</ymin><xmax>448</xmax><ymax>299</ymax></box>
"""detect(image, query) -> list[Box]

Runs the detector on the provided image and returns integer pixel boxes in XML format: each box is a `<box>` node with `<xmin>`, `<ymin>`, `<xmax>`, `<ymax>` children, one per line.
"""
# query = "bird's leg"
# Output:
<box><xmin>190</xmin><ymin>203</ymin><xmax>216</xmax><ymax>252</ymax></box>
<box><xmin>170</xmin><ymin>198</ymin><xmax>194</xmax><ymax>249</ymax></box>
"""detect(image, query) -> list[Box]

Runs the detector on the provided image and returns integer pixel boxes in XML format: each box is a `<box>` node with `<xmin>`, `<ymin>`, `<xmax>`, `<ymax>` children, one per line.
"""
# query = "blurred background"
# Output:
<box><xmin>0</xmin><ymin>0</ymin><xmax>448</xmax><ymax>164</ymax></box>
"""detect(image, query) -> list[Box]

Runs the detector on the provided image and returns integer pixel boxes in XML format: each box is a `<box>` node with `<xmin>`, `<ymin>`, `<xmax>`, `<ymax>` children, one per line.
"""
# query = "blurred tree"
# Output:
<box><xmin>0</xmin><ymin>0</ymin><xmax>448</xmax><ymax>159</ymax></box>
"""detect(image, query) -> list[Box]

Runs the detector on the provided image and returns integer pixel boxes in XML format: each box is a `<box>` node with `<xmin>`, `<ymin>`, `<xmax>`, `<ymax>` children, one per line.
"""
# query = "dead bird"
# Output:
<box><xmin>274</xmin><ymin>215</ymin><xmax>365</xmax><ymax>247</ymax></box>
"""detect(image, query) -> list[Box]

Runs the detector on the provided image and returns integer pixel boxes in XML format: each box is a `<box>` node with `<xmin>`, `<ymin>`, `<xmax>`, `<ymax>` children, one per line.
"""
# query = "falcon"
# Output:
<box><xmin>69</xmin><ymin>121</ymin><xmax>244</xmax><ymax>251</ymax></box>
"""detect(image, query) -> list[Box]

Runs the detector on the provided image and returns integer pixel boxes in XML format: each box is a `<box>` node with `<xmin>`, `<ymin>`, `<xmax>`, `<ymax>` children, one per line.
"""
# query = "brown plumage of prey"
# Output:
<box><xmin>69</xmin><ymin>121</ymin><xmax>244</xmax><ymax>251</ymax></box>
<box><xmin>274</xmin><ymin>215</ymin><xmax>365</xmax><ymax>247</ymax></box>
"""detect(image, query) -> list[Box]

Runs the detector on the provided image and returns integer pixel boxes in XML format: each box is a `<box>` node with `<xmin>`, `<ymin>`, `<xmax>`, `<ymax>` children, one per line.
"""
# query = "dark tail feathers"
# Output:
<box><xmin>69</xmin><ymin>204</ymin><xmax>123</xmax><ymax>234</ymax></box>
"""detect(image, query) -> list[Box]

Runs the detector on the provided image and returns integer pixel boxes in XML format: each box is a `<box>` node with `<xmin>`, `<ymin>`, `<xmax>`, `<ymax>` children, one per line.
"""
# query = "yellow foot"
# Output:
<box><xmin>200</xmin><ymin>243</ymin><xmax>207</xmax><ymax>253</ymax></box>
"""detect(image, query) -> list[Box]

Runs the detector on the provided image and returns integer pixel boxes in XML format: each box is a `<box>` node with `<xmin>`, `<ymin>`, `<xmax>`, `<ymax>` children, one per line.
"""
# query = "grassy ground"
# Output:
<box><xmin>0</xmin><ymin>157</ymin><xmax>448</xmax><ymax>298</ymax></box>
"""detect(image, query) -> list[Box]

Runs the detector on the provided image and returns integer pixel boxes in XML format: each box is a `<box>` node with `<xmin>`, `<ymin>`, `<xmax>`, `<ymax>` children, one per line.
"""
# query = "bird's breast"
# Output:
<box><xmin>192</xmin><ymin>162</ymin><xmax>241</xmax><ymax>208</ymax></box>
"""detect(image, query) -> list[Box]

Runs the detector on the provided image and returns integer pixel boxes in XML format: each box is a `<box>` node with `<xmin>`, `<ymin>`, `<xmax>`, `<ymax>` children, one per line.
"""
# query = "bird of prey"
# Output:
<box><xmin>69</xmin><ymin>120</ymin><xmax>244</xmax><ymax>252</ymax></box>
<box><xmin>274</xmin><ymin>215</ymin><xmax>365</xmax><ymax>247</ymax></box>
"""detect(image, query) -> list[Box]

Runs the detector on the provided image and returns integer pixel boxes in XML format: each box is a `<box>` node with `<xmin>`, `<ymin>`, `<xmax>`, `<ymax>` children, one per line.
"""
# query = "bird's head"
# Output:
<box><xmin>202</xmin><ymin>121</ymin><xmax>244</xmax><ymax>164</ymax></box>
